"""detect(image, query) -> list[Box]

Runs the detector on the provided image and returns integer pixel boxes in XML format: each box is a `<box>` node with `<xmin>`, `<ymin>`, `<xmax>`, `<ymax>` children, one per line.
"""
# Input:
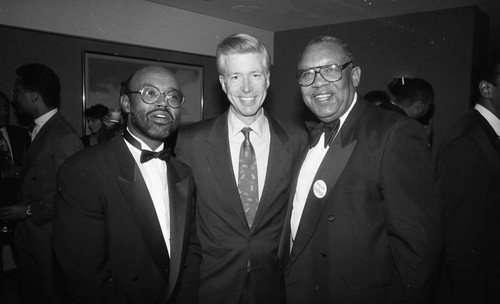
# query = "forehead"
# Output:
<box><xmin>130</xmin><ymin>67</ymin><xmax>179</xmax><ymax>89</ymax></box>
<box><xmin>300</xmin><ymin>42</ymin><xmax>346</xmax><ymax>68</ymax></box>
<box><xmin>221</xmin><ymin>52</ymin><xmax>266</xmax><ymax>73</ymax></box>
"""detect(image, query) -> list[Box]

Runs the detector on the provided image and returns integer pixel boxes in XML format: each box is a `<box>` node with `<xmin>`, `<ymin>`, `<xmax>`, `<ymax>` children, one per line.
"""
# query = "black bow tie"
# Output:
<box><xmin>306</xmin><ymin>119</ymin><xmax>340</xmax><ymax>148</ymax></box>
<box><xmin>122</xmin><ymin>130</ymin><xmax>171</xmax><ymax>163</ymax></box>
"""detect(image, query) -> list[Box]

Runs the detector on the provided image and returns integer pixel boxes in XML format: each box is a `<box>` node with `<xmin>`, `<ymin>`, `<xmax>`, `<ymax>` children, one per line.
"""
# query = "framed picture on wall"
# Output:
<box><xmin>83</xmin><ymin>51</ymin><xmax>204</xmax><ymax>135</ymax></box>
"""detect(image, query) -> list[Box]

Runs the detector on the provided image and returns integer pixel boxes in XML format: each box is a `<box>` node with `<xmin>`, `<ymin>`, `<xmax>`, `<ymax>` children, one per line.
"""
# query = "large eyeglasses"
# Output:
<box><xmin>297</xmin><ymin>61</ymin><xmax>353</xmax><ymax>86</ymax></box>
<box><xmin>127</xmin><ymin>85</ymin><xmax>185</xmax><ymax>108</ymax></box>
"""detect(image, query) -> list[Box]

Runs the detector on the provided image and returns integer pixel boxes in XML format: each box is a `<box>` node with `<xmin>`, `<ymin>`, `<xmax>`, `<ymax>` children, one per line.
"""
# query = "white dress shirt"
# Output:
<box><xmin>123</xmin><ymin>129</ymin><xmax>171</xmax><ymax>255</ymax></box>
<box><xmin>32</xmin><ymin>108</ymin><xmax>57</xmax><ymax>141</ymax></box>
<box><xmin>290</xmin><ymin>92</ymin><xmax>358</xmax><ymax>244</ymax></box>
<box><xmin>475</xmin><ymin>103</ymin><xmax>500</xmax><ymax>137</ymax></box>
<box><xmin>228</xmin><ymin>108</ymin><xmax>270</xmax><ymax>200</ymax></box>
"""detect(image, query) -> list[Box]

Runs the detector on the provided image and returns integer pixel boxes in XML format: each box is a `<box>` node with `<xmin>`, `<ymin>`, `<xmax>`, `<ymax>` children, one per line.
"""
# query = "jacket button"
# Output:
<box><xmin>327</xmin><ymin>215</ymin><xmax>335</xmax><ymax>222</ymax></box>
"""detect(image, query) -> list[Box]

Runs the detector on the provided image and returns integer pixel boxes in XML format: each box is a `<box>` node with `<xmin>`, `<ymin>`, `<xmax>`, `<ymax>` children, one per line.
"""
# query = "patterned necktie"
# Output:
<box><xmin>122</xmin><ymin>130</ymin><xmax>171</xmax><ymax>163</ymax></box>
<box><xmin>0</xmin><ymin>130</ymin><xmax>13</xmax><ymax>168</ymax></box>
<box><xmin>306</xmin><ymin>119</ymin><xmax>340</xmax><ymax>148</ymax></box>
<box><xmin>238</xmin><ymin>127</ymin><xmax>259</xmax><ymax>228</ymax></box>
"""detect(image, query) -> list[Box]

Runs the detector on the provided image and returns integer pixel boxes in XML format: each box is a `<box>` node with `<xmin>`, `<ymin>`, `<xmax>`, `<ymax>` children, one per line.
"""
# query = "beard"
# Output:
<box><xmin>130</xmin><ymin>108</ymin><xmax>178</xmax><ymax>142</ymax></box>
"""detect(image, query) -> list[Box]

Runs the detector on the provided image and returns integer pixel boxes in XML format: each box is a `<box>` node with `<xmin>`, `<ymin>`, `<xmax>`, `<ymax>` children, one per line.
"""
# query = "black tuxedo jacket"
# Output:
<box><xmin>435</xmin><ymin>108</ymin><xmax>500</xmax><ymax>303</ymax></box>
<box><xmin>175</xmin><ymin>111</ymin><xmax>307</xmax><ymax>304</ymax></box>
<box><xmin>280</xmin><ymin>99</ymin><xmax>442</xmax><ymax>304</ymax></box>
<box><xmin>54</xmin><ymin>134</ymin><xmax>199</xmax><ymax>304</ymax></box>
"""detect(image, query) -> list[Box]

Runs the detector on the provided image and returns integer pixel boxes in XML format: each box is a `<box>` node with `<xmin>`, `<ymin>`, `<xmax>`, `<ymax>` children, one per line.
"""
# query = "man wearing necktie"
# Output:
<box><xmin>175</xmin><ymin>33</ymin><xmax>307</xmax><ymax>304</ymax></box>
<box><xmin>435</xmin><ymin>49</ymin><xmax>500</xmax><ymax>303</ymax></box>
<box><xmin>0</xmin><ymin>64</ymin><xmax>83</xmax><ymax>304</ymax></box>
<box><xmin>279</xmin><ymin>36</ymin><xmax>442</xmax><ymax>303</ymax></box>
<box><xmin>54</xmin><ymin>65</ymin><xmax>199</xmax><ymax>304</ymax></box>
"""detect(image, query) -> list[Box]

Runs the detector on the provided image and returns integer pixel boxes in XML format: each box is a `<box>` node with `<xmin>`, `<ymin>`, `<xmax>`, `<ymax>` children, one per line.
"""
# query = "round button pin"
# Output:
<box><xmin>313</xmin><ymin>180</ymin><xmax>327</xmax><ymax>198</ymax></box>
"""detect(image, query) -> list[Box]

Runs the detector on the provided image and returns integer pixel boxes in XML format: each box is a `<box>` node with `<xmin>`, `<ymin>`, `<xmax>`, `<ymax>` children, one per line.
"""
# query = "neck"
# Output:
<box><xmin>478</xmin><ymin>99</ymin><xmax>500</xmax><ymax>120</ymax></box>
<box><xmin>127</xmin><ymin>125</ymin><xmax>162</xmax><ymax>151</ymax></box>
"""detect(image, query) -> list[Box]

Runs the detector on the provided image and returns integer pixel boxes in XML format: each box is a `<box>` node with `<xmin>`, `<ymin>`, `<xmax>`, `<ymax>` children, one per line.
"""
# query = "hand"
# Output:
<box><xmin>0</xmin><ymin>204</ymin><xmax>29</xmax><ymax>221</ymax></box>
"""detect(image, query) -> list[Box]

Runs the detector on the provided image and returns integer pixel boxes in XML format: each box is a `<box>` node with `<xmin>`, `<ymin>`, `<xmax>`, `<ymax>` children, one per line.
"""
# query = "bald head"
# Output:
<box><xmin>128</xmin><ymin>66</ymin><xmax>179</xmax><ymax>92</ymax></box>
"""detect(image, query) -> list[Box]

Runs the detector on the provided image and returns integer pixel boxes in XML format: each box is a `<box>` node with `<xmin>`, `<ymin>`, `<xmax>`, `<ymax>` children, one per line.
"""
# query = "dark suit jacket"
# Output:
<box><xmin>280</xmin><ymin>99</ymin><xmax>442</xmax><ymax>304</ymax></box>
<box><xmin>435</xmin><ymin>108</ymin><xmax>500</xmax><ymax>303</ymax></box>
<box><xmin>0</xmin><ymin>125</ymin><xmax>30</xmax><ymax>203</ymax></box>
<box><xmin>175</xmin><ymin>111</ymin><xmax>307</xmax><ymax>304</ymax></box>
<box><xmin>54</xmin><ymin>134</ymin><xmax>200</xmax><ymax>304</ymax></box>
<box><xmin>16</xmin><ymin>112</ymin><xmax>83</xmax><ymax>256</ymax></box>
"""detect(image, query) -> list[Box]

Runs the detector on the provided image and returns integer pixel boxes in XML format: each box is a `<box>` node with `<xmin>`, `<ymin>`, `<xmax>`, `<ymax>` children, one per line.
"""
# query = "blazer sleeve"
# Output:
<box><xmin>54</xmin><ymin>161</ymin><xmax>116</xmax><ymax>303</ymax></box>
<box><xmin>31</xmin><ymin>133</ymin><xmax>83</xmax><ymax>225</ymax></box>
<box><xmin>380</xmin><ymin>119</ymin><xmax>443</xmax><ymax>302</ymax></box>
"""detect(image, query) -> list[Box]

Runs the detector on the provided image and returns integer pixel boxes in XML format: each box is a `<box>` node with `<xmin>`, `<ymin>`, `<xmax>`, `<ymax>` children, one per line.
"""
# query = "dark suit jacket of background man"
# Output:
<box><xmin>435</xmin><ymin>109</ymin><xmax>500</xmax><ymax>303</ymax></box>
<box><xmin>175</xmin><ymin>111</ymin><xmax>307</xmax><ymax>304</ymax></box>
<box><xmin>15</xmin><ymin>112</ymin><xmax>83</xmax><ymax>302</ymax></box>
<box><xmin>0</xmin><ymin>125</ymin><xmax>30</xmax><ymax>202</ymax></box>
<box><xmin>280</xmin><ymin>99</ymin><xmax>442</xmax><ymax>304</ymax></box>
<box><xmin>54</xmin><ymin>134</ymin><xmax>200</xmax><ymax>304</ymax></box>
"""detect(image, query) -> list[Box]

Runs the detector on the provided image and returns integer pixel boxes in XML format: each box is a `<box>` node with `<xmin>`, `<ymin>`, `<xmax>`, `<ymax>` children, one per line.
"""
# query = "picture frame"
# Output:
<box><xmin>82</xmin><ymin>51</ymin><xmax>204</xmax><ymax>134</ymax></box>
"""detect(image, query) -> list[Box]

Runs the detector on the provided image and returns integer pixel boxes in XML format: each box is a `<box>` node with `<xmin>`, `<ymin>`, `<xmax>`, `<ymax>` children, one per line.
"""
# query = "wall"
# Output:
<box><xmin>0</xmin><ymin>26</ymin><xmax>229</xmax><ymax>135</ymax></box>
<box><xmin>0</xmin><ymin>0</ymin><xmax>274</xmax><ymax>59</ymax></box>
<box><xmin>0</xmin><ymin>0</ymin><xmax>275</xmax><ymax>134</ymax></box>
<box><xmin>272</xmin><ymin>6</ymin><xmax>486</xmax><ymax>152</ymax></box>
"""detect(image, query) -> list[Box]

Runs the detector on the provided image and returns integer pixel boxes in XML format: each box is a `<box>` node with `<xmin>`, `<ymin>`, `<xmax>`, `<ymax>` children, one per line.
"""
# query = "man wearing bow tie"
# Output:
<box><xmin>54</xmin><ymin>65</ymin><xmax>199</xmax><ymax>304</ymax></box>
<box><xmin>279</xmin><ymin>36</ymin><xmax>442</xmax><ymax>303</ymax></box>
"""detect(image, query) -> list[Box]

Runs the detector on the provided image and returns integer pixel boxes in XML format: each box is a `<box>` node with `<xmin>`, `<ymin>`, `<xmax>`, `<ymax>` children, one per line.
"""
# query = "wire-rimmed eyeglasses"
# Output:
<box><xmin>297</xmin><ymin>61</ymin><xmax>353</xmax><ymax>87</ymax></box>
<box><xmin>126</xmin><ymin>85</ymin><xmax>185</xmax><ymax>108</ymax></box>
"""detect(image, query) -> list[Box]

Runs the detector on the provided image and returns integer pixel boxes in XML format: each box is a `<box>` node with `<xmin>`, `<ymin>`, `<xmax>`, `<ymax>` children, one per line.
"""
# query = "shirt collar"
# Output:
<box><xmin>228</xmin><ymin>108</ymin><xmax>266</xmax><ymax>138</ymax></box>
<box><xmin>34</xmin><ymin>108</ymin><xmax>57</xmax><ymax>128</ymax></box>
<box><xmin>475</xmin><ymin>104</ymin><xmax>500</xmax><ymax>137</ymax></box>
<box><xmin>338</xmin><ymin>92</ymin><xmax>357</xmax><ymax>128</ymax></box>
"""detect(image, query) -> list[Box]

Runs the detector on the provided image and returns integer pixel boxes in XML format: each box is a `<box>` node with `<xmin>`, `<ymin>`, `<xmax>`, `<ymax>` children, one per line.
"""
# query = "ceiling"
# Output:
<box><xmin>147</xmin><ymin>0</ymin><xmax>500</xmax><ymax>48</ymax></box>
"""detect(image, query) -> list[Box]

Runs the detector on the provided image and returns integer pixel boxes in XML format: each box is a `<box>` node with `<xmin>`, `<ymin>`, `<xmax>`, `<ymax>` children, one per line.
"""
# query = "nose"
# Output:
<box><xmin>155</xmin><ymin>93</ymin><xmax>170</xmax><ymax>107</ymax></box>
<box><xmin>241</xmin><ymin>77</ymin><xmax>253</xmax><ymax>93</ymax></box>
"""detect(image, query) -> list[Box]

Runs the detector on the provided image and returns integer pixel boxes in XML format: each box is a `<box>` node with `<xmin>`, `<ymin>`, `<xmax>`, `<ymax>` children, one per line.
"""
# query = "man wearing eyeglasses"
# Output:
<box><xmin>279</xmin><ymin>36</ymin><xmax>442</xmax><ymax>303</ymax></box>
<box><xmin>53</xmin><ymin>65</ymin><xmax>199</xmax><ymax>304</ymax></box>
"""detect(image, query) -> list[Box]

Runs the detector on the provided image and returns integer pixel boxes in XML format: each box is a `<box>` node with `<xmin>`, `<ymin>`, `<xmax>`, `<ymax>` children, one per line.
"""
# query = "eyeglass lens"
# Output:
<box><xmin>299</xmin><ymin>65</ymin><xmax>342</xmax><ymax>86</ymax></box>
<box><xmin>140</xmin><ymin>86</ymin><xmax>184</xmax><ymax>108</ymax></box>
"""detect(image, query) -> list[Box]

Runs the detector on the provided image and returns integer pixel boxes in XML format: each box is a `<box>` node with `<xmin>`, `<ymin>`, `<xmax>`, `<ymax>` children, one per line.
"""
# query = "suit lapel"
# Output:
<box><xmin>287</xmin><ymin>100</ymin><xmax>367</xmax><ymax>268</ymax></box>
<box><xmin>206</xmin><ymin>113</ymin><xmax>249</xmax><ymax>228</ymax></box>
<box><xmin>166</xmin><ymin>160</ymin><xmax>190</xmax><ymax>294</ymax></box>
<box><xmin>251</xmin><ymin>115</ymin><xmax>289</xmax><ymax>230</ymax></box>
<box><xmin>116</xmin><ymin>137</ymin><xmax>170</xmax><ymax>281</ymax></box>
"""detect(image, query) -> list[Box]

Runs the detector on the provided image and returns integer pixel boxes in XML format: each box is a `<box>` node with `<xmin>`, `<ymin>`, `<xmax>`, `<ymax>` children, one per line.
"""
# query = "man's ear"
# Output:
<box><xmin>479</xmin><ymin>80</ymin><xmax>493</xmax><ymax>99</ymax></box>
<box><xmin>218</xmin><ymin>75</ymin><xmax>227</xmax><ymax>94</ymax></box>
<box><xmin>31</xmin><ymin>91</ymin><xmax>38</xmax><ymax>103</ymax></box>
<box><xmin>120</xmin><ymin>95</ymin><xmax>131</xmax><ymax>114</ymax></box>
<box><xmin>351</xmin><ymin>66</ymin><xmax>361</xmax><ymax>88</ymax></box>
